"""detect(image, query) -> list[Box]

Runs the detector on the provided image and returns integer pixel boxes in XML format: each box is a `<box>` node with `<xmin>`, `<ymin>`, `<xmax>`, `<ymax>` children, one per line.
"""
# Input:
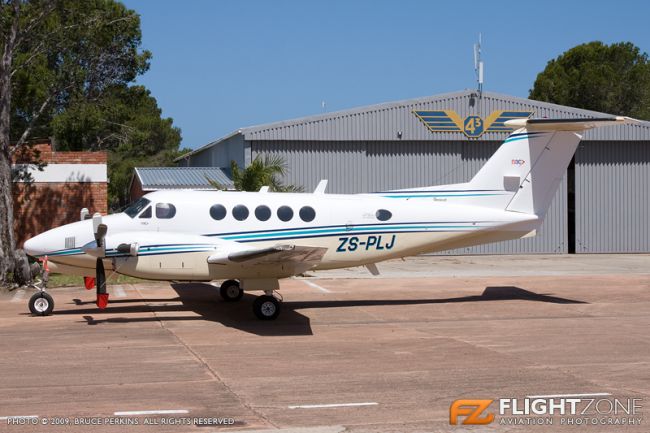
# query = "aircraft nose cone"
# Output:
<box><xmin>23</xmin><ymin>234</ymin><xmax>46</xmax><ymax>257</ymax></box>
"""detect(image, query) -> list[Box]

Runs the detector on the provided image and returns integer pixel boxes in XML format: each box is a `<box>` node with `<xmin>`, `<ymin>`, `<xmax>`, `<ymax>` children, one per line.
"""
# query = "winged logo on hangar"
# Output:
<box><xmin>413</xmin><ymin>110</ymin><xmax>533</xmax><ymax>138</ymax></box>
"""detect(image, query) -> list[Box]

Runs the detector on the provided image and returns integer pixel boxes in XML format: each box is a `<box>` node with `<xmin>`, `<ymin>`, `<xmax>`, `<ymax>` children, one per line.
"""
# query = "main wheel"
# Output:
<box><xmin>29</xmin><ymin>292</ymin><xmax>54</xmax><ymax>316</ymax></box>
<box><xmin>219</xmin><ymin>280</ymin><xmax>243</xmax><ymax>302</ymax></box>
<box><xmin>253</xmin><ymin>295</ymin><xmax>281</xmax><ymax>320</ymax></box>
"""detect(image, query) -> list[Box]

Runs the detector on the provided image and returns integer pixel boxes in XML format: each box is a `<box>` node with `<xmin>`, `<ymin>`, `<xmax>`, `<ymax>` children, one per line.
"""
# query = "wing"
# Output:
<box><xmin>413</xmin><ymin>110</ymin><xmax>464</xmax><ymax>133</ymax></box>
<box><xmin>207</xmin><ymin>244</ymin><xmax>328</xmax><ymax>275</ymax></box>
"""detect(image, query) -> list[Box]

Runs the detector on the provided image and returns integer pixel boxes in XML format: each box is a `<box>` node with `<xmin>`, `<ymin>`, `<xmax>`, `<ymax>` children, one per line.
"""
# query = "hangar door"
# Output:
<box><xmin>574</xmin><ymin>141</ymin><xmax>650</xmax><ymax>253</ymax></box>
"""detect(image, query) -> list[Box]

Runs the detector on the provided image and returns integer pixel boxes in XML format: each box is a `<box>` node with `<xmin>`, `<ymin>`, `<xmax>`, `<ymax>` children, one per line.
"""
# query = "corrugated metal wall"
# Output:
<box><xmin>185</xmin><ymin>134</ymin><xmax>246</xmax><ymax>168</ymax></box>
<box><xmin>243</xmin><ymin>91</ymin><xmax>650</xmax><ymax>142</ymax></box>
<box><xmin>252</xmin><ymin>140</ymin><xmax>567</xmax><ymax>254</ymax></box>
<box><xmin>251</xmin><ymin>141</ymin><xmax>368</xmax><ymax>193</ymax></box>
<box><xmin>575</xmin><ymin>141</ymin><xmax>650</xmax><ymax>253</ymax></box>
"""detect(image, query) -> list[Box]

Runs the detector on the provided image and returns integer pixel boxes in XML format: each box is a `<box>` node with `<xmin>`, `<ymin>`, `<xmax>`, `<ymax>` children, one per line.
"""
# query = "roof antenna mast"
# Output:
<box><xmin>473</xmin><ymin>33</ymin><xmax>484</xmax><ymax>98</ymax></box>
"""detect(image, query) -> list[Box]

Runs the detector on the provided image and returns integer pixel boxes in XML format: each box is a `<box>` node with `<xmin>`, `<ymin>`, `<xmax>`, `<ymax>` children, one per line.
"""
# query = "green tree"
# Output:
<box><xmin>0</xmin><ymin>0</ymin><xmax>157</xmax><ymax>284</ymax></box>
<box><xmin>51</xmin><ymin>84</ymin><xmax>182</xmax><ymax>208</ymax></box>
<box><xmin>228</xmin><ymin>155</ymin><xmax>303</xmax><ymax>192</ymax></box>
<box><xmin>529</xmin><ymin>41</ymin><xmax>650</xmax><ymax>119</ymax></box>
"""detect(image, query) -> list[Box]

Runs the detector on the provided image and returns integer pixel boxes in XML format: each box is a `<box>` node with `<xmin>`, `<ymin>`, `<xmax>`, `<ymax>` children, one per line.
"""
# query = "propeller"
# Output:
<box><xmin>91</xmin><ymin>213</ymin><xmax>109</xmax><ymax>309</ymax></box>
<box><xmin>83</xmin><ymin>213</ymin><xmax>107</xmax><ymax>258</ymax></box>
<box><xmin>96</xmin><ymin>257</ymin><xmax>108</xmax><ymax>308</ymax></box>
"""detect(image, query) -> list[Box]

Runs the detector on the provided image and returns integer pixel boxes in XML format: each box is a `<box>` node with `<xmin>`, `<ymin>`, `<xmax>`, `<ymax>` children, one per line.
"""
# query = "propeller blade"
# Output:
<box><xmin>92</xmin><ymin>213</ymin><xmax>102</xmax><ymax>235</ymax></box>
<box><xmin>95</xmin><ymin>224</ymin><xmax>107</xmax><ymax>247</ymax></box>
<box><xmin>96</xmin><ymin>258</ymin><xmax>106</xmax><ymax>293</ymax></box>
<box><xmin>95</xmin><ymin>258</ymin><xmax>109</xmax><ymax>309</ymax></box>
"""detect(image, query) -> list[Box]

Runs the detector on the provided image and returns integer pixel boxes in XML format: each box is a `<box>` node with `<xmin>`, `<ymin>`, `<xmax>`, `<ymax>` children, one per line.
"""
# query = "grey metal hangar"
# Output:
<box><xmin>175</xmin><ymin>90</ymin><xmax>650</xmax><ymax>255</ymax></box>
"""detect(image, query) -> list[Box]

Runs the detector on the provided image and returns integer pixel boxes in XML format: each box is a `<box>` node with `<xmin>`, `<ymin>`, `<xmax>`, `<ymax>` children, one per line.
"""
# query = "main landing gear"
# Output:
<box><xmin>218</xmin><ymin>280</ymin><xmax>282</xmax><ymax>320</ymax></box>
<box><xmin>253</xmin><ymin>294</ymin><xmax>281</xmax><ymax>320</ymax></box>
<box><xmin>219</xmin><ymin>279</ymin><xmax>244</xmax><ymax>302</ymax></box>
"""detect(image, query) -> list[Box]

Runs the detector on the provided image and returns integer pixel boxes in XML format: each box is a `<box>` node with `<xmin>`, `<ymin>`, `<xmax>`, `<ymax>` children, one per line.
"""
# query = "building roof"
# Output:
<box><xmin>133</xmin><ymin>167</ymin><xmax>234</xmax><ymax>190</ymax></box>
<box><xmin>177</xmin><ymin>89</ymin><xmax>650</xmax><ymax>161</ymax></box>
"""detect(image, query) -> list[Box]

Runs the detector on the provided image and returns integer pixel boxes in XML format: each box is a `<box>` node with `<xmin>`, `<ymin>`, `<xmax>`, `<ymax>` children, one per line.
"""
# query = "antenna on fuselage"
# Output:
<box><xmin>313</xmin><ymin>179</ymin><xmax>328</xmax><ymax>194</ymax></box>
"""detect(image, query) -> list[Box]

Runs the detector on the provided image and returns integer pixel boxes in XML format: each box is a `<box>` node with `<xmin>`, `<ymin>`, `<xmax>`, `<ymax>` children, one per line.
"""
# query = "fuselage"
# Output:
<box><xmin>24</xmin><ymin>189</ymin><xmax>539</xmax><ymax>281</ymax></box>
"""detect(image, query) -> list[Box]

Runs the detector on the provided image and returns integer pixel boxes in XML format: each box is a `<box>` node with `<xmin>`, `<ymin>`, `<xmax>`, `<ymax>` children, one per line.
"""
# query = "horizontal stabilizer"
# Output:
<box><xmin>505</xmin><ymin>116</ymin><xmax>640</xmax><ymax>131</ymax></box>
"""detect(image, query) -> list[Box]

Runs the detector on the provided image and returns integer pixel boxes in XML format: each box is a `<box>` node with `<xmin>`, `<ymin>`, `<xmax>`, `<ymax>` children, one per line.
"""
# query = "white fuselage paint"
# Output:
<box><xmin>25</xmin><ymin>189</ymin><xmax>538</xmax><ymax>282</ymax></box>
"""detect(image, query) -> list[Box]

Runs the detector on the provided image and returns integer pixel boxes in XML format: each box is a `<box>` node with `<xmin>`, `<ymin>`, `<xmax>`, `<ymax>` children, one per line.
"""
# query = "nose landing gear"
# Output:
<box><xmin>28</xmin><ymin>291</ymin><xmax>54</xmax><ymax>316</ymax></box>
<box><xmin>28</xmin><ymin>263</ymin><xmax>53</xmax><ymax>316</ymax></box>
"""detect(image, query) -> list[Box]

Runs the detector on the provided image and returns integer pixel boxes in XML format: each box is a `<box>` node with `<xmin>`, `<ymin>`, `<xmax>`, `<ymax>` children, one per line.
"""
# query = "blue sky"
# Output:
<box><xmin>122</xmin><ymin>0</ymin><xmax>650</xmax><ymax>149</ymax></box>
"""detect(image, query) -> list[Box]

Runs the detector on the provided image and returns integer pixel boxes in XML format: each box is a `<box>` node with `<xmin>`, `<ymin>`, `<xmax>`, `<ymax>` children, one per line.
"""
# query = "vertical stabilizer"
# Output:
<box><xmin>467</xmin><ymin>117</ymin><xmax>639</xmax><ymax>217</ymax></box>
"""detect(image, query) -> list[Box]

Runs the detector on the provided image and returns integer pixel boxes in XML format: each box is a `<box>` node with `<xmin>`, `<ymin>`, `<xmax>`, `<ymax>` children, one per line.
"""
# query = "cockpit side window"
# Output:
<box><xmin>124</xmin><ymin>197</ymin><xmax>151</xmax><ymax>218</ymax></box>
<box><xmin>139</xmin><ymin>206</ymin><xmax>152</xmax><ymax>218</ymax></box>
<box><xmin>156</xmin><ymin>203</ymin><xmax>176</xmax><ymax>219</ymax></box>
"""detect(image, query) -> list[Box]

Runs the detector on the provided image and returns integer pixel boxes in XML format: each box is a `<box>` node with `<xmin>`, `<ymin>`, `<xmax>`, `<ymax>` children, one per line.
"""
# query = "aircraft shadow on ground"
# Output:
<box><xmin>52</xmin><ymin>284</ymin><xmax>586</xmax><ymax>336</ymax></box>
<box><xmin>286</xmin><ymin>286</ymin><xmax>588</xmax><ymax>309</ymax></box>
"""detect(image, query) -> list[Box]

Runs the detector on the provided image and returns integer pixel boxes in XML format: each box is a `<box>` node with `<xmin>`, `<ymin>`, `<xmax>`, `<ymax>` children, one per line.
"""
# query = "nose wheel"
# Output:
<box><xmin>29</xmin><ymin>291</ymin><xmax>54</xmax><ymax>316</ymax></box>
<box><xmin>28</xmin><ymin>269</ymin><xmax>54</xmax><ymax>316</ymax></box>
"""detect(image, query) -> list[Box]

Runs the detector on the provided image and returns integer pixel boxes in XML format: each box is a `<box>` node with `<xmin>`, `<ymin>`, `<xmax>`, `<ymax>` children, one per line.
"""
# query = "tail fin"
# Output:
<box><xmin>468</xmin><ymin>116</ymin><xmax>639</xmax><ymax>217</ymax></box>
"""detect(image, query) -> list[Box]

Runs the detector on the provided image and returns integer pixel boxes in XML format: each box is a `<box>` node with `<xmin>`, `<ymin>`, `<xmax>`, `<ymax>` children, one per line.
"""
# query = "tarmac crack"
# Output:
<box><xmin>136</xmin><ymin>287</ymin><xmax>279</xmax><ymax>429</ymax></box>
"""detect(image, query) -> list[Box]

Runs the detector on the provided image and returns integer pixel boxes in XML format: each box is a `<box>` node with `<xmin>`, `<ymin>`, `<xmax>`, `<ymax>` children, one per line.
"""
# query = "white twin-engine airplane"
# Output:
<box><xmin>23</xmin><ymin>116</ymin><xmax>638</xmax><ymax>320</ymax></box>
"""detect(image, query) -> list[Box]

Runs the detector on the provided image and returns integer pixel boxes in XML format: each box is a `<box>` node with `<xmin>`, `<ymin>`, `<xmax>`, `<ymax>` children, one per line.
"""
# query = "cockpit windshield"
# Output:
<box><xmin>124</xmin><ymin>197</ymin><xmax>151</xmax><ymax>218</ymax></box>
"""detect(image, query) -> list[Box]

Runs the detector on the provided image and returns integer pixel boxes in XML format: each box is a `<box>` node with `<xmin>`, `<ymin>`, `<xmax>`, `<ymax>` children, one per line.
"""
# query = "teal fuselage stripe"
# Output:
<box><xmin>42</xmin><ymin>223</ymin><xmax>494</xmax><ymax>257</ymax></box>
<box><xmin>219</xmin><ymin>224</ymin><xmax>481</xmax><ymax>241</ymax></box>
<box><xmin>381</xmin><ymin>193</ymin><xmax>506</xmax><ymax>198</ymax></box>
<box><xmin>504</xmin><ymin>135</ymin><xmax>531</xmax><ymax>143</ymax></box>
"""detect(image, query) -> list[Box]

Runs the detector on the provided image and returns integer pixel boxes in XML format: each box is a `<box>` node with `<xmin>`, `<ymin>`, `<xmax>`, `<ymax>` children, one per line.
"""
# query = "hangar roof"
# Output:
<box><xmin>178</xmin><ymin>90</ymin><xmax>650</xmax><ymax>161</ymax></box>
<box><xmin>133</xmin><ymin>167</ymin><xmax>233</xmax><ymax>190</ymax></box>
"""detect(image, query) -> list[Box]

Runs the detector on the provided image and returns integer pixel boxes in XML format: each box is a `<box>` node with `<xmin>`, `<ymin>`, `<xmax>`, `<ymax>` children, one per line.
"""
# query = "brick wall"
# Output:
<box><xmin>12</xmin><ymin>141</ymin><xmax>108</xmax><ymax>247</ymax></box>
<box><xmin>14</xmin><ymin>143</ymin><xmax>108</xmax><ymax>164</ymax></box>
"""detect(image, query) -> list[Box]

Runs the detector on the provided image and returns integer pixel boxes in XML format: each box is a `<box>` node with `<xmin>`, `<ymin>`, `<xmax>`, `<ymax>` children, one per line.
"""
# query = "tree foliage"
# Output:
<box><xmin>529</xmin><ymin>41</ymin><xmax>650</xmax><ymax>119</ymax></box>
<box><xmin>51</xmin><ymin>84</ymin><xmax>182</xmax><ymax>208</ymax></box>
<box><xmin>9</xmin><ymin>0</ymin><xmax>152</xmax><ymax>144</ymax></box>
<box><xmin>226</xmin><ymin>155</ymin><xmax>303</xmax><ymax>192</ymax></box>
<box><xmin>0</xmin><ymin>0</ymin><xmax>181</xmax><ymax>284</ymax></box>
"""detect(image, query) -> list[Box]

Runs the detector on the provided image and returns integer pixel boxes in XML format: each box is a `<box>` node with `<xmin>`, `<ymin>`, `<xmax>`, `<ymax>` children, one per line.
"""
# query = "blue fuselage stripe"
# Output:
<box><xmin>41</xmin><ymin>222</ymin><xmax>494</xmax><ymax>257</ymax></box>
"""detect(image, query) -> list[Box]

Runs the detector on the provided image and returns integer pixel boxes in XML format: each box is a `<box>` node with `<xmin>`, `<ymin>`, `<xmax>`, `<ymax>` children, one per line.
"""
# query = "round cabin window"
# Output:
<box><xmin>232</xmin><ymin>204</ymin><xmax>249</xmax><ymax>221</ymax></box>
<box><xmin>255</xmin><ymin>205</ymin><xmax>271</xmax><ymax>221</ymax></box>
<box><xmin>210</xmin><ymin>204</ymin><xmax>227</xmax><ymax>220</ymax></box>
<box><xmin>376</xmin><ymin>209</ymin><xmax>392</xmax><ymax>221</ymax></box>
<box><xmin>277</xmin><ymin>206</ymin><xmax>294</xmax><ymax>222</ymax></box>
<box><xmin>299</xmin><ymin>206</ymin><xmax>316</xmax><ymax>222</ymax></box>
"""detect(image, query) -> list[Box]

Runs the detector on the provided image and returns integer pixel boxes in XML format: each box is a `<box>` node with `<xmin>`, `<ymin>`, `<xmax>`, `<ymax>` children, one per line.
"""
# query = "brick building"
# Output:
<box><xmin>12</xmin><ymin>141</ymin><xmax>108</xmax><ymax>247</ymax></box>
